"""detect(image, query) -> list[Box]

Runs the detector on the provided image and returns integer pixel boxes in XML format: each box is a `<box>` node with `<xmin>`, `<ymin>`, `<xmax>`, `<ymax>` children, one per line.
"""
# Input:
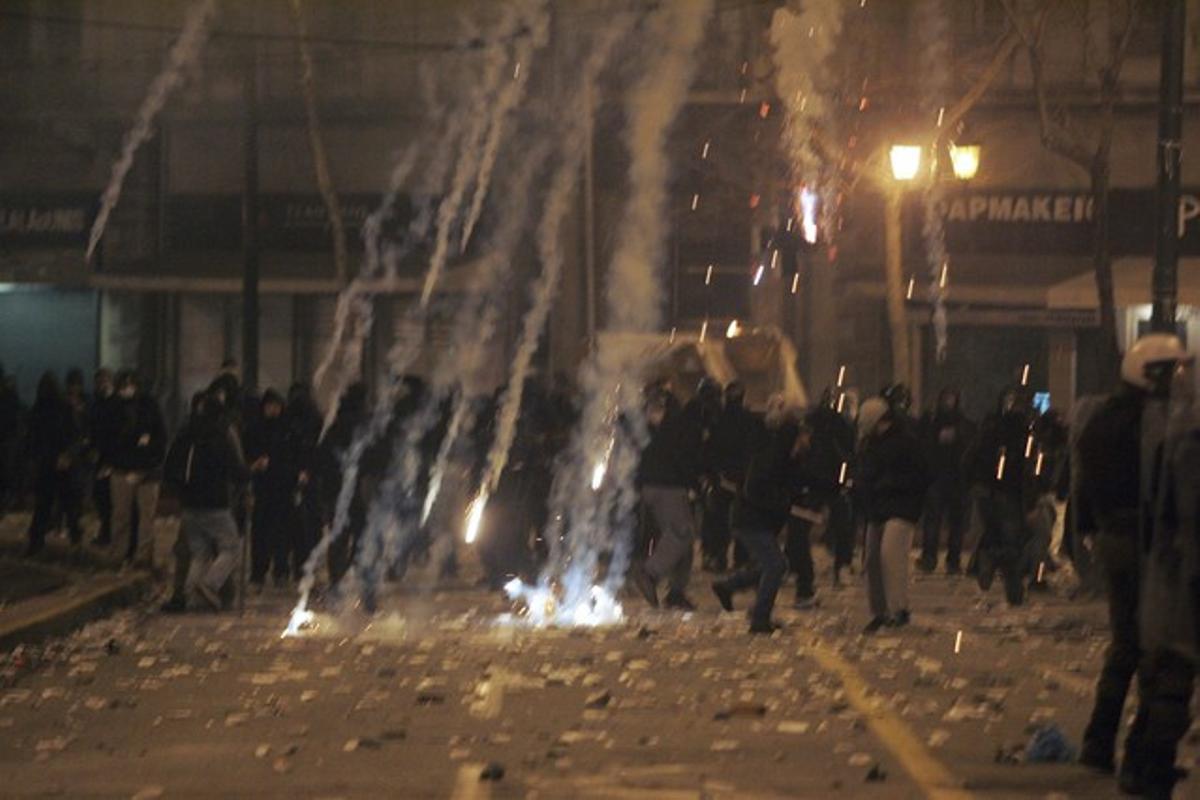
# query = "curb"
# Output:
<box><xmin>0</xmin><ymin>571</ymin><xmax>153</xmax><ymax>651</ymax></box>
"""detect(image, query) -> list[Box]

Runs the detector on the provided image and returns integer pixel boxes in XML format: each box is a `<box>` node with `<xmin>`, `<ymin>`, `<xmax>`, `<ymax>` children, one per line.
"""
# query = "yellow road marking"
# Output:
<box><xmin>809</xmin><ymin>642</ymin><xmax>975</xmax><ymax>800</ymax></box>
<box><xmin>450</xmin><ymin>762</ymin><xmax>492</xmax><ymax>800</ymax></box>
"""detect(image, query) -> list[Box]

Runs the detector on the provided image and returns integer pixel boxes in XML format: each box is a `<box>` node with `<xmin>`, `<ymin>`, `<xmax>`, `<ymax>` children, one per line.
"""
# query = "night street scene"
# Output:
<box><xmin>1</xmin><ymin>1</ymin><xmax>1200</xmax><ymax>798</ymax></box>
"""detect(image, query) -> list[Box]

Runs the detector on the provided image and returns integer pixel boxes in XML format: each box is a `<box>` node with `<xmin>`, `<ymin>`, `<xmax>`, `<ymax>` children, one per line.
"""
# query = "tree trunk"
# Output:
<box><xmin>1089</xmin><ymin>158</ymin><xmax>1121</xmax><ymax>381</ymax></box>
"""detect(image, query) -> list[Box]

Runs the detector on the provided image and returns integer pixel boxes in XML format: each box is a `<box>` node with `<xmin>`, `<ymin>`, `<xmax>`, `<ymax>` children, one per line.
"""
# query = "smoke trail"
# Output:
<box><xmin>769</xmin><ymin>0</ymin><xmax>847</xmax><ymax>237</ymax></box>
<box><xmin>459</xmin><ymin>0</ymin><xmax>550</xmax><ymax>253</ymax></box>
<box><xmin>343</xmin><ymin>146</ymin><xmax>547</xmax><ymax>607</ymax></box>
<box><xmin>541</xmin><ymin>0</ymin><xmax>714</xmax><ymax>616</ymax></box>
<box><xmin>86</xmin><ymin>0</ymin><xmax>218</xmax><ymax>262</ymax></box>
<box><xmin>419</xmin><ymin>3</ymin><xmax>533</xmax><ymax>308</ymax></box>
<box><xmin>918</xmin><ymin>0</ymin><xmax>951</xmax><ymax>361</ymax></box>
<box><xmin>480</xmin><ymin>20</ymin><xmax>631</xmax><ymax>496</ymax></box>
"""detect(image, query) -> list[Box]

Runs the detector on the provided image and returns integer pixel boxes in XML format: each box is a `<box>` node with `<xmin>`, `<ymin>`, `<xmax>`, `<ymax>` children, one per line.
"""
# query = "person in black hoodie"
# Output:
<box><xmin>965</xmin><ymin>386</ymin><xmax>1037</xmax><ymax>608</ymax></box>
<box><xmin>245</xmin><ymin>389</ymin><xmax>292</xmax><ymax>589</ymax></box>
<box><xmin>710</xmin><ymin>397</ymin><xmax>801</xmax><ymax>634</ymax></box>
<box><xmin>89</xmin><ymin>368</ymin><xmax>117</xmax><ymax>546</ymax></box>
<box><xmin>629</xmin><ymin>385</ymin><xmax>703</xmax><ymax>610</ymax></box>
<box><xmin>317</xmin><ymin>383</ymin><xmax>368</xmax><ymax>585</ymax></box>
<box><xmin>858</xmin><ymin>396</ymin><xmax>931</xmax><ymax>634</ymax></box>
<box><xmin>284</xmin><ymin>383</ymin><xmax>323</xmax><ymax>580</ymax></box>
<box><xmin>785</xmin><ymin>422</ymin><xmax>836</xmax><ymax>609</ymax></box>
<box><xmin>106</xmin><ymin>370</ymin><xmax>167</xmax><ymax>566</ymax></box>
<box><xmin>163</xmin><ymin>390</ymin><xmax>250</xmax><ymax>611</ymax></box>
<box><xmin>918</xmin><ymin>387</ymin><xmax>976</xmax><ymax>574</ymax></box>
<box><xmin>702</xmin><ymin>381</ymin><xmax>759</xmax><ymax>572</ymax></box>
<box><xmin>24</xmin><ymin>372</ymin><xmax>83</xmax><ymax>555</ymax></box>
<box><xmin>807</xmin><ymin>387</ymin><xmax>857</xmax><ymax>586</ymax></box>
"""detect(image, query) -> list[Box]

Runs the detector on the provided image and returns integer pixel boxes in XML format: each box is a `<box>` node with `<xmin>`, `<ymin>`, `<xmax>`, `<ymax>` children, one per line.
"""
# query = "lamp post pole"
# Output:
<box><xmin>883</xmin><ymin>185</ymin><xmax>910</xmax><ymax>387</ymax></box>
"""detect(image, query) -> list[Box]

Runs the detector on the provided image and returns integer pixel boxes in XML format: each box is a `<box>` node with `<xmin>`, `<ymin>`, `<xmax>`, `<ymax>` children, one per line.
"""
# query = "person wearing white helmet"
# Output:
<box><xmin>1077</xmin><ymin>333</ymin><xmax>1188</xmax><ymax>792</ymax></box>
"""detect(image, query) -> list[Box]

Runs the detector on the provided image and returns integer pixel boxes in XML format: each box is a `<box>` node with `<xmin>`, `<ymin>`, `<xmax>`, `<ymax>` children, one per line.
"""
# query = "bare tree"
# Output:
<box><xmin>1002</xmin><ymin>0</ymin><xmax>1143</xmax><ymax>377</ymax></box>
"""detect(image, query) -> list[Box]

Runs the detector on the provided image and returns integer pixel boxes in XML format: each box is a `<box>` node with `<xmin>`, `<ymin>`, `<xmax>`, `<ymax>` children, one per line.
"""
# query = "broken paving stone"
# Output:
<box><xmin>584</xmin><ymin>690</ymin><xmax>611</xmax><ymax>709</ymax></box>
<box><xmin>272</xmin><ymin>757</ymin><xmax>291</xmax><ymax>774</ymax></box>
<box><xmin>928</xmin><ymin>730</ymin><xmax>951</xmax><ymax>748</ymax></box>
<box><xmin>714</xmin><ymin>701</ymin><xmax>767</xmax><ymax>721</ymax></box>
<box><xmin>711</xmin><ymin>740</ymin><xmax>740</xmax><ymax>752</ymax></box>
<box><xmin>848</xmin><ymin>753</ymin><xmax>873</xmax><ymax>767</ymax></box>
<box><xmin>224</xmin><ymin>712</ymin><xmax>248</xmax><ymax>727</ymax></box>
<box><xmin>255</xmin><ymin>744</ymin><xmax>271</xmax><ymax>759</ymax></box>
<box><xmin>300</xmin><ymin>690</ymin><xmax>318</xmax><ymax>703</ymax></box>
<box><xmin>479</xmin><ymin>762</ymin><xmax>505</xmax><ymax>781</ymax></box>
<box><xmin>777</xmin><ymin>721</ymin><xmax>810</xmax><ymax>735</ymax></box>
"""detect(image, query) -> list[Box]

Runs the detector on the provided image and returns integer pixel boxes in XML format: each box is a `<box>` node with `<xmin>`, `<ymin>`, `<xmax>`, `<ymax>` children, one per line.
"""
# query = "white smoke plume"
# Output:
<box><xmin>343</xmin><ymin>146</ymin><xmax>547</xmax><ymax>606</ymax></box>
<box><xmin>480</xmin><ymin>19</ymin><xmax>632</xmax><ymax>496</ymax></box>
<box><xmin>538</xmin><ymin>0</ymin><xmax>714</xmax><ymax>616</ymax></box>
<box><xmin>419</xmin><ymin>3</ymin><xmax>533</xmax><ymax>308</ymax></box>
<box><xmin>918</xmin><ymin>0</ymin><xmax>951</xmax><ymax>361</ymax></box>
<box><xmin>459</xmin><ymin>0</ymin><xmax>550</xmax><ymax>254</ymax></box>
<box><xmin>86</xmin><ymin>0</ymin><xmax>219</xmax><ymax>262</ymax></box>
<box><xmin>769</xmin><ymin>0</ymin><xmax>847</xmax><ymax>236</ymax></box>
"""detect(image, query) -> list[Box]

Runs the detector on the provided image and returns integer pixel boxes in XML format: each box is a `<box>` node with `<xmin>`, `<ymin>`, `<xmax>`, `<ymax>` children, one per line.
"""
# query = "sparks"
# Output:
<box><xmin>790</xmin><ymin>273</ymin><xmax>800</xmax><ymax>294</ymax></box>
<box><xmin>954</xmin><ymin>629</ymin><xmax>963</xmax><ymax>654</ymax></box>
<box><xmin>995</xmin><ymin>447</ymin><xmax>1007</xmax><ymax>481</ymax></box>
<box><xmin>513</xmin><ymin>61</ymin><xmax>522</xmax><ymax>80</ymax></box>
<box><xmin>705</xmin><ymin>264</ymin><xmax>713</xmax><ymax>285</ymax></box>
<box><xmin>936</xmin><ymin>106</ymin><xmax>945</xmax><ymax>127</ymax></box>
<box><xmin>838</xmin><ymin>461</ymin><xmax>848</xmax><ymax>485</ymax></box>
<box><xmin>836</xmin><ymin>364</ymin><xmax>846</xmax><ymax>388</ymax></box>
<box><xmin>502</xmin><ymin>579</ymin><xmax>624</xmax><ymax>628</ymax></box>
<box><xmin>799</xmin><ymin>187</ymin><xmax>819</xmax><ymax>244</ymax></box>
<box><xmin>1036</xmin><ymin>561</ymin><xmax>1045</xmax><ymax>583</ymax></box>
<box><xmin>725</xmin><ymin>319</ymin><xmax>742</xmax><ymax>338</ymax></box>
<box><xmin>752</xmin><ymin>264</ymin><xmax>764</xmax><ymax>286</ymax></box>
<box><xmin>701</xmin><ymin>139</ymin><xmax>710</xmax><ymax>159</ymax></box>
<box><xmin>1035</xmin><ymin>450</ymin><xmax>1045</xmax><ymax>476</ymax></box>
<box><xmin>836</xmin><ymin>392</ymin><xmax>845</xmax><ymax>413</ymax></box>
<box><xmin>282</xmin><ymin>606</ymin><xmax>316</xmax><ymax>639</ymax></box>
<box><xmin>464</xmin><ymin>490</ymin><xmax>488</xmax><ymax>544</ymax></box>
<box><xmin>668</xmin><ymin>326</ymin><xmax>677</xmax><ymax>344</ymax></box>
<box><xmin>1025</xmin><ymin>432</ymin><xmax>1035</xmax><ymax>459</ymax></box>
<box><xmin>699</xmin><ymin>318</ymin><xmax>709</xmax><ymax>343</ymax></box>
<box><xmin>1021</xmin><ymin>363</ymin><xmax>1031</xmax><ymax>386</ymax></box>
<box><xmin>690</xmin><ymin>193</ymin><xmax>700</xmax><ymax>211</ymax></box>
<box><xmin>906</xmin><ymin>276</ymin><xmax>915</xmax><ymax>300</ymax></box>
<box><xmin>938</xmin><ymin>261</ymin><xmax>948</xmax><ymax>289</ymax></box>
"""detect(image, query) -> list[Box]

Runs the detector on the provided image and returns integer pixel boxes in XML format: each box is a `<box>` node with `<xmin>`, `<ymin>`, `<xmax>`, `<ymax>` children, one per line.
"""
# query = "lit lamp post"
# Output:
<box><xmin>884</xmin><ymin>144</ymin><xmax>921</xmax><ymax>386</ymax></box>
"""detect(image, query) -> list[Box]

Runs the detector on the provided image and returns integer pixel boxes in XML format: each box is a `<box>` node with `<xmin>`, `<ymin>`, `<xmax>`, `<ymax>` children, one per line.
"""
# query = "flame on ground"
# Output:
<box><xmin>502</xmin><ymin>578</ymin><xmax>624</xmax><ymax>628</ymax></box>
<box><xmin>281</xmin><ymin>605</ymin><xmax>316</xmax><ymax>639</ymax></box>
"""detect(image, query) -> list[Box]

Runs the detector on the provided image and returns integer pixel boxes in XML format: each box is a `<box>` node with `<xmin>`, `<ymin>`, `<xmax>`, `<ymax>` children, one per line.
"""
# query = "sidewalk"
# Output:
<box><xmin>0</xmin><ymin>513</ymin><xmax>156</xmax><ymax>650</ymax></box>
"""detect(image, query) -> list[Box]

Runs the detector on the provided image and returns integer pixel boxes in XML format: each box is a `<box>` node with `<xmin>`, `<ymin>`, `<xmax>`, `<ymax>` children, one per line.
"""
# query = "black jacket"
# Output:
<box><xmin>919</xmin><ymin>408</ymin><xmax>976</xmax><ymax>486</ymax></box>
<box><xmin>806</xmin><ymin>405</ymin><xmax>855</xmax><ymax>504</ymax></box>
<box><xmin>107</xmin><ymin>394</ymin><xmax>167</xmax><ymax>473</ymax></box>
<box><xmin>967</xmin><ymin>409</ymin><xmax>1037</xmax><ymax>505</ymax></box>
<box><xmin>858</xmin><ymin>424</ymin><xmax>931</xmax><ymax>525</ymax></box>
<box><xmin>26</xmin><ymin>395</ymin><xmax>80</xmax><ymax>469</ymax></box>
<box><xmin>639</xmin><ymin>406</ymin><xmax>703</xmax><ymax>489</ymax></box>
<box><xmin>732</xmin><ymin>422</ymin><xmax>798</xmax><ymax>532</ymax></box>
<box><xmin>1076</xmin><ymin>386</ymin><xmax>1144</xmax><ymax>528</ymax></box>
<box><xmin>709</xmin><ymin>405</ymin><xmax>762</xmax><ymax>481</ymax></box>
<box><xmin>164</xmin><ymin>419</ymin><xmax>250</xmax><ymax>510</ymax></box>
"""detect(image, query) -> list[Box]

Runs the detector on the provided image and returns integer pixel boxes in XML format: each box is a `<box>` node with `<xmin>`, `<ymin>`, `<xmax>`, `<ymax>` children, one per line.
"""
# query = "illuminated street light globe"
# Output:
<box><xmin>889</xmin><ymin>144</ymin><xmax>922</xmax><ymax>181</ymax></box>
<box><xmin>949</xmin><ymin>144</ymin><xmax>981</xmax><ymax>181</ymax></box>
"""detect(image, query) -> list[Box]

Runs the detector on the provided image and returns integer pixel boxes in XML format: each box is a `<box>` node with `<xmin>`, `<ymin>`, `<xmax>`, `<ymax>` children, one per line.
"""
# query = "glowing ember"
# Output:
<box><xmin>752</xmin><ymin>264</ymin><xmax>764</xmax><ymax>286</ymax></box>
<box><xmin>725</xmin><ymin>319</ymin><xmax>742</xmax><ymax>338</ymax></box>
<box><xmin>464</xmin><ymin>490</ymin><xmax>488</xmax><ymax>544</ymax></box>
<box><xmin>995</xmin><ymin>447</ymin><xmax>1007</xmax><ymax>481</ymax></box>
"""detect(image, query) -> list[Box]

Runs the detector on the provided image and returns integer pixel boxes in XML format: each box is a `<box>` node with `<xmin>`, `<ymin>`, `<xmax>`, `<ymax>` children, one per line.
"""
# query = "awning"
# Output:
<box><xmin>1047</xmin><ymin>257</ymin><xmax>1200</xmax><ymax>309</ymax></box>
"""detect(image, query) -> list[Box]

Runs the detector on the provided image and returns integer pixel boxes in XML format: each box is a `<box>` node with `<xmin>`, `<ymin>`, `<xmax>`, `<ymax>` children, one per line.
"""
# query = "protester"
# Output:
<box><xmin>1076</xmin><ymin>334</ymin><xmax>1189</xmax><ymax>788</ymax></box>
<box><xmin>630</xmin><ymin>384</ymin><xmax>702</xmax><ymax>610</ymax></box>
<box><xmin>106</xmin><ymin>370</ymin><xmax>167</xmax><ymax>566</ymax></box>
<box><xmin>163</xmin><ymin>390</ymin><xmax>250</xmax><ymax>611</ymax></box>
<box><xmin>283</xmin><ymin>382</ymin><xmax>323</xmax><ymax>579</ymax></box>
<box><xmin>89</xmin><ymin>368</ymin><xmax>117</xmax><ymax>546</ymax></box>
<box><xmin>857</xmin><ymin>396</ymin><xmax>930</xmax><ymax>634</ymax></box>
<box><xmin>702</xmin><ymin>381</ymin><xmax>759</xmax><ymax>572</ymax></box>
<box><xmin>806</xmin><ymin>387</ymin><xmax>857</xmax><ymax>586</ymax></box>
<box><xmin>0</xmin><ymin>365</ymin><xmax>23</xmax><ymax>519</ymax></box>
<box><xmin>24</xmin><ymin>372</ymin><xmax>83</xmax><ymax>555</ymax></box>
<box><xmin>917</xmin><ymin>387</ymin><xmax>976</xmax><ymax>574</ymax></box>
<box><xmin>245</xmin><ymin>389</ymin><xmax>292</xmax><ymax>590</ymax></box>
<box><xmin>783</xmin><ymin>421</ymin><xmax>832</xmax><ymax>609</ymax></box>
<box><xmin>710</xmin><ymin>395</ymin><xmax>799</xmax><ymax>634</ymax></box>
<box><xmin>317</xmin><ymin>383</ymin><xmax>368</xmax><ymax>585</ymax></box>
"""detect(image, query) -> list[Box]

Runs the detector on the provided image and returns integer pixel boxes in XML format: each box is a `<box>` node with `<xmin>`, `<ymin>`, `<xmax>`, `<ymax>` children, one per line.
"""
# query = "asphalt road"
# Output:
<box><xmin>0</xmin><ymin>556</ymin><xmax>1191</xmax><ymax>799</ymax></box>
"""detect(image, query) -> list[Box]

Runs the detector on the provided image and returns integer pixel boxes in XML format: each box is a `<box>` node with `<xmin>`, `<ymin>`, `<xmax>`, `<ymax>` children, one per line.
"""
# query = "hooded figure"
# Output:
<box><xmin>244</xmin><ymin>389</ymin><xmax>291</xmax><ymax>588</ymax></box>
<box><xmin>857</xmin><ymin>396</ymin><xmax>930</xmax><ymax>634</ymax></box>
<box><xmin>917</xmin><ymin>387</ymin><xmax>976</xmax><ymax>573</ymax></box>
<box><xmin>24</xmin><ymin>372</ymin><xmax>84</xmax><ymax>554</ymax></box>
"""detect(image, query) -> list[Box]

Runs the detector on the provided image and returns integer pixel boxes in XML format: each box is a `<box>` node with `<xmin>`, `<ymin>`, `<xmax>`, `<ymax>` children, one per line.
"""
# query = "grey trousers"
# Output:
<box><xmin>866</xmin><ymin>518</ymin><xmax>915</xmax><ymax>618</ymax></box>
<box><xmin>642</xmin><ymin>486</ymin><xmax>695</xmax><ymax>596</ymax></box>
<box><xmin>183</xmin><ymin>509</ymin><xmax>239</xmax><ymax>610</ymax></box>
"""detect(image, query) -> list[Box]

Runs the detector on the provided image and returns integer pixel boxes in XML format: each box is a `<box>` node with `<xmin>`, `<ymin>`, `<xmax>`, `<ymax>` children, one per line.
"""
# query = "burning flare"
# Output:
<box><xmin>464</xmin><ymin>490</ymin><xmax>489</xmax><ymax>544</ymax></box>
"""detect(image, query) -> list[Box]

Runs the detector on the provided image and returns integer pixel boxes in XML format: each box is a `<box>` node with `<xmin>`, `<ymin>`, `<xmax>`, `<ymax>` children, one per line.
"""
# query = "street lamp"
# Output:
<box><xmin>948</xmin><ymin>144</ymin><xmax>981</xmax><ymax>181</ymax></box>
<box><xmin>889</xmin><ymin>145</ymin><xmax>923</xmax><ymax>182</ymax></box>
